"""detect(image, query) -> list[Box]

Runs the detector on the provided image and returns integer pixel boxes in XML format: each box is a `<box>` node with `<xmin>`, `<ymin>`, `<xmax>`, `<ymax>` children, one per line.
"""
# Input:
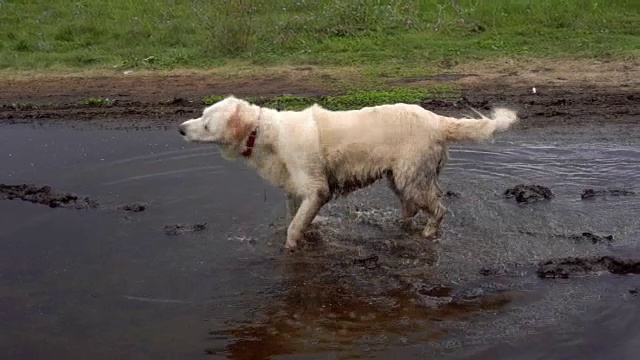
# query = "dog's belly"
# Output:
<box><xmin>321</xmin><ymin>145</ymin><xmax>397</xmax><ymax>198</ymax></box>
<box><xmin>326</xmin><ymin>169</ymin><xmax>391</xmax><ymax>198</ymax></box>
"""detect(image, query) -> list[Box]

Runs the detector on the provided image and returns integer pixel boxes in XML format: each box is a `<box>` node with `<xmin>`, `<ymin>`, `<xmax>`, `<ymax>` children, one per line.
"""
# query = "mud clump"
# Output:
<box><xmin>444</xmin><ymin>190</ymin><xmax>461</xmax><ymax>198</ymax></box>
<box><xmin>119</xmin><ymin>202</ymin><xmax>147</xmax><ymax>212</ymax></box>
<box><xmin>164</xmin><ymin>223</ymin><xmax>208</xmax><ymax>236</ymax></box>
<box><xmin>537</xmin><ymin>256</ymin><xmax>640</xmax><ymax>279</ymax></box>
<box><xmin>162</xmin><ymin>97</ymin><xmax>192</xmax><ymax>106</ymax></box>
<box><xmin>504</xmin><ymin>184</ymin><xmax>553</xmax><ymax>203</ymax></box>
<box><xmin>0</xmin><ymin>183</ymin><xmax>99</xmax><ymax>209</ymax></box>
<box><xmin>562</xmin><ymin>232</ymin><xmax>613</xmax><ymax>244</ymax></box>
<box><xmin>352</xmin><ymin>255</ymin><xmax>380</xmax><ymax>269</ymax></box>
<box><xmin>518</xmin><ymin>229</ymin><xmax>613</xmax><ymax>245</ymax></box>
<box><xmin>581</xmin><ymin>188</ymin><xmax>636</xmax><ymax>199</ymax></box>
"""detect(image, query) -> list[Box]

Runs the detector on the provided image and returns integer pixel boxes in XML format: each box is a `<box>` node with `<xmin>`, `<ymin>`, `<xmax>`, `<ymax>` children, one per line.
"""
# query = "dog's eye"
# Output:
<box><xmin>204</xmin><ymin>124</ymin><xmax>209</xmax><ymax>131</ymax></box>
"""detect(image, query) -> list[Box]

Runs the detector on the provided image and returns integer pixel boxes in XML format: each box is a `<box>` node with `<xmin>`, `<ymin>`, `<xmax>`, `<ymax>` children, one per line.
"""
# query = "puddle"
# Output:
<box><xmin>0</xmin><ymin>124</ymin><xmax>639</xmax><ymax>358</ymax></box>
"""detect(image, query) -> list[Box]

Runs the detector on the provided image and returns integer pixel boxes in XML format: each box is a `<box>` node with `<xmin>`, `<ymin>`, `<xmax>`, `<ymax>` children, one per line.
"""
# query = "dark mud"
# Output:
<box><xmin>118</xmin><ymin>202</ymin><xmax>147</xmax><ymax>212</ymax></box>
<box><xmin>351</xmin><ymin>254</ymin><xmax>380</xmax><ymax>269</ymax></box>
<box><xmin>163</xmin><ymin>223</ymin><xmax>208</xmax><ymax>236</ymax></box>
<box><xmin>581</xmin><ymin>188</ymin><xmax>637</xmax><ymax>199</ymax></box>
<box><xmin>518</xmin><ymin>230</ymin><xmax>614</xmax><ymax>245</ymax></box>
<box><xmin>537</xmin><ymin>256</ymin><xmax>640</xmax><ymax>279</ymax></box>
<box><xmin>504</xmin><ymin>184</ymin><xmax>553</xmax><ymax>203</ymax></box>
<box><xmin>0</xmin><ymin>183</ymin><xmax>152</xmax><ymax>214</ymax></box>
<box><xmin>558</xmin><ymin>232</ymin><xmax>614</xmax><ymax>245</ymax></box>
<box><xmin>444</xmin><ymin>190</ymin><xmax>462</xmax><ymax>198</ymax></box>
<box><xmin>0</xmin><ymin>183</ymin><xmax>99</xmax><ymax>209</ymax></box>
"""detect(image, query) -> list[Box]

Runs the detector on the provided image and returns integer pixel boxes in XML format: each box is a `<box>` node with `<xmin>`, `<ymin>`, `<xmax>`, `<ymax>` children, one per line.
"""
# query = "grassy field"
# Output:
<box><xmin>1</xmin><ymin>0</ymin><xmax>637</xmax><ymax>109</ymax></box>
<box><xmin>1</xmin><ymin>0</ymin><xmax>638</xmax><ymax>72</ymax></box>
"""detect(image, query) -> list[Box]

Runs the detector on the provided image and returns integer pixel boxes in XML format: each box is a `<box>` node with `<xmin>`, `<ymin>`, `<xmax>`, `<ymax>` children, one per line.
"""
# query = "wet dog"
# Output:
<box><xmin>178</xmin><ymin>95</ymin><xmax>518</xmax><ymax>250</ymax></box>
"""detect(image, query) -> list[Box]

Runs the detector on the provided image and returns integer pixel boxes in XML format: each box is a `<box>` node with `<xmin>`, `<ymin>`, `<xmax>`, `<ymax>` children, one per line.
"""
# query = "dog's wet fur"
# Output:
<box><xmin>178</xmin><ymin>96</ymin><xmax>518</xmax><ymax>250</ymax></box>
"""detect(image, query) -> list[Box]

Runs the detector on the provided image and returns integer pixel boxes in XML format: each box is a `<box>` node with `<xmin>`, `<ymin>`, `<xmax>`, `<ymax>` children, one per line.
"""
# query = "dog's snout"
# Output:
<box><xmin>178</xmin><ymin>124</ymin><xmax>186</xmax><ymax>136</ymax></box>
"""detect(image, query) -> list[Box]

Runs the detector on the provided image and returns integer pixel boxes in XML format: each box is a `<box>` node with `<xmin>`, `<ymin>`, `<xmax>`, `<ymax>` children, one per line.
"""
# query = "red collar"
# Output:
<box><xmin>241</xmin><ymin>127</ymin><xmax>258</xmax><ymax>157</ymax></box>
<box><xmin>241</xmin><ymin>109</ymin><xmax>261</xmax><ymax>158</ymax></box>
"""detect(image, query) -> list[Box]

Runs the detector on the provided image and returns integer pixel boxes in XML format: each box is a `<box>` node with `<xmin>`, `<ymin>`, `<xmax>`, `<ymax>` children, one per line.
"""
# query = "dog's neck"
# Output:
<box><xmin>241</xmin><ymin>109</ymin><xmax>261</xmax><ymax>158</ymax></box>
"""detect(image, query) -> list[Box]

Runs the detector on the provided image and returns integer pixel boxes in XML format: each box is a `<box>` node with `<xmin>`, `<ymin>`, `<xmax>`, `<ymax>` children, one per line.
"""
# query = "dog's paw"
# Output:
<box><xmin>283</xmin><ymin>238</ymin><xmax>299</xmax><ymax>252</ymax></box>
<box><xmin>399</xmin><ymin>219</ymin><xmax>425</xmax><ymax>236</ymax></box>
<box><xmin>422</xmin><ymin>227</ymin><xmax>442</xmax><ymax>241</ymax></box>
<box><xmin>280</xmin><ymin>246</ymin><xmax>298</xmax><ymax>254</ymax></box>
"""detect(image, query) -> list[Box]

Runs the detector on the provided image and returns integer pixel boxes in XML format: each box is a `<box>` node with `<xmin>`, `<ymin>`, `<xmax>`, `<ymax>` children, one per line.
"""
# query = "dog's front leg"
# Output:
<box><xmin>285</xmin><ymin>194</ymin><xmax>303</xmax><ymax>222</ymax></box>
<box><xmin>285</xmin><ymin>189</ymin><xmax>330</xmax><ymax>249</ymax></box>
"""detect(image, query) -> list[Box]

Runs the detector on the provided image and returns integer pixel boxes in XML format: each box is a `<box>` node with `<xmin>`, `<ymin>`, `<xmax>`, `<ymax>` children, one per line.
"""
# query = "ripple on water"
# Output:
<box><xmin>448</xmin><ymin>141</ymin><xmax>640</xmax><ymax>189</ymax></box>
<box><xmin>213</xmin><ymin>140</ymin><xmax>640</xmax><ymax>358</ymax></box>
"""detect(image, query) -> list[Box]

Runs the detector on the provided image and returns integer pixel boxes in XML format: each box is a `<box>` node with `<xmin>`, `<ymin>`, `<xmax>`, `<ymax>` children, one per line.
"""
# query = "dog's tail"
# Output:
<box><xmin>442</xmin><ymin>106</ymin><xmax>518</xmax><ymax>142</ymax></box>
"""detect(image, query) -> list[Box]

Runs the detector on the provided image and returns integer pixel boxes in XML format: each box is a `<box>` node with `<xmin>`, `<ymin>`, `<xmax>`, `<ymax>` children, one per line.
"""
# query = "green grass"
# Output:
<box><xmin>202</xmin><ymin>85</ymin><xmax>459</xmax><ymax>110</ymax></box>
<box><xmin>0</xmin><ymin>0</ymin><xmax>637</xmax><ymax>72</ymax></box>
<box><xmin>82</xmin><ymin>97</ymin><xmax>113</xmax><ymax>107</ymax></box>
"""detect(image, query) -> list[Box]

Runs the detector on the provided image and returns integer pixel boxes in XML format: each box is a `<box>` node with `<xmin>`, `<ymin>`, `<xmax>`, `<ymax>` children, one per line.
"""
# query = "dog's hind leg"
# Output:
<box><xmin>387</xmin><ymin>175</ymin><xmax>419</xmax><ymax>231</ymax></box>
<box><xmin>417</xmin><ymin>186</ymin><xmax>447</xmax><ymax>240</ymax></box>
<box><xmin>394</xmin><ymin>163</ymin><xmax>447</xmax><ymax>240</ymax></box>
<box><xmin>405</xmin><ymin>182</ymin><xmax>446</xmax><ymax>240</ymax></box>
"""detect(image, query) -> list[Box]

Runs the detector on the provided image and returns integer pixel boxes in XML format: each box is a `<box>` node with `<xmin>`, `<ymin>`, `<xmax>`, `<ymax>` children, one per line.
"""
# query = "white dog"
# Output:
<box><xmin>178</xmin><ymin>95</ymin><xmax>518</xmax><ymax>250</ymax></box>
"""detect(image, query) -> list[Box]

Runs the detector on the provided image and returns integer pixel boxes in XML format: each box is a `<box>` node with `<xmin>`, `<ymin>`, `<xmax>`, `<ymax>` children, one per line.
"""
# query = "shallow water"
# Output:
<box><xmin>0</xmin><ymin>124</ymin><xmax>639</xmax><ymax>359</ymax></box>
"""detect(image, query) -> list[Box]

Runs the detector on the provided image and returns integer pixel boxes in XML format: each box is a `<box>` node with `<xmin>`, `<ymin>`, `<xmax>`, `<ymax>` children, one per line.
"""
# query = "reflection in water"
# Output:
<box><xmin>206</xmin><ymin>140</ymin><xmax>640</xmax><ymax>358</ymax></box>
<box><xmin>209</xmin><ymin>235</ymin><xmax>512</xmax><ymax>359</ymax></box>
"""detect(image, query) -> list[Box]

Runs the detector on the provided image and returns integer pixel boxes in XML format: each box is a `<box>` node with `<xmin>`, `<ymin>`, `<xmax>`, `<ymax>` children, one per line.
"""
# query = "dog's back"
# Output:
<box><xmin>309</xmin><ymin>103</ymin><xmax>444</xmax><ymax>196</ymax></box>
<box><xmin>312</xmin><ymin>102</ymin><xmax>441</xmax><ymax>147</ymax></box>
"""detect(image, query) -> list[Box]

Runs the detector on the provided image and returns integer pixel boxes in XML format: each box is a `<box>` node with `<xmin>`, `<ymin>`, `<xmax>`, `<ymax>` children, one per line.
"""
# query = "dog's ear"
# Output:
<box><xmin>228</xmin><ymin>103</ymin><xmax>253</xmax><ymax>143</ymax></box>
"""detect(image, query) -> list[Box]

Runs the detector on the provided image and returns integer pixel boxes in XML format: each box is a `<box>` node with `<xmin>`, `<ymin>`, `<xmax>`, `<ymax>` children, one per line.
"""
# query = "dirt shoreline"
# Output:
<box><xmin>0</xmin><ymin>59</ymin><xmax>638</xmax><ymax>129</ymax></box>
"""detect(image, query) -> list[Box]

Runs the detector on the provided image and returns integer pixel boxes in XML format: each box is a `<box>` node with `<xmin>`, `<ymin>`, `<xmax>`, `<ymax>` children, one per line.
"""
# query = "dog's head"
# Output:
<box><xmin>178</xmin><ymin>95</ymin><xmax>258</xmax><ymax>158</ymax></box>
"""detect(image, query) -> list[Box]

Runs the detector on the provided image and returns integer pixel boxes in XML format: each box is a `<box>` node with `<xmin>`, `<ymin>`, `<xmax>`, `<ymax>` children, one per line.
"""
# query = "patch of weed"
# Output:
<box><xmin>83</xmin><ymin>97</ymin><xmax>113</xmax><ymax>107</ymax></box>
<box><xmin>264</xmin><ymin>94</ymin><xmax>317</xmax><ymax>110</ymax></box>
<box><xmin>201</xmin><ymin>95</ymin><xmax>227</xmax><ymax>106</ymax></box>
<box><xmin>10</xmin><ymin>102</ymin><xmax>39</xmax><ymax>111</ymax></box>
<box><xmin>201</xmin><ymin>85</ymin><xmax>460</xmax><ymax>111</ymax></box>
<box><xmin>320</xmin><ymin>86</ymin><xmax>458</xmax><ymax>110</ymax></box>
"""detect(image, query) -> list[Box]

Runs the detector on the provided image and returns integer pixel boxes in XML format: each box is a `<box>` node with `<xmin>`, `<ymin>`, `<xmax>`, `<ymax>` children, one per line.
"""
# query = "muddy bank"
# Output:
<box><xmin>0</xmin><ymin>72</ymin><xmax>638</xmax><ymax>132</ymax></box>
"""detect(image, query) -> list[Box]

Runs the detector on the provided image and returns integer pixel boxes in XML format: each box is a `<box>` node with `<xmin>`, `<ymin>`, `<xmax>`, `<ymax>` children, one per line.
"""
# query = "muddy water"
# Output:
<box><xmin>0</xmin><ymin>124</ymin><xmax>639</xmax><ymax>359</ymax></box>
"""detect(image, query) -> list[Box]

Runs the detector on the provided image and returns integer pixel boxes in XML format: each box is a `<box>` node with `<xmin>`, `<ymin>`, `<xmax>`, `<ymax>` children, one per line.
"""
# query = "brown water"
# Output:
<box><xmin>0</xmin><ymin>124</ymin><xmax>639</xmax><ymax>359</ymax></box>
